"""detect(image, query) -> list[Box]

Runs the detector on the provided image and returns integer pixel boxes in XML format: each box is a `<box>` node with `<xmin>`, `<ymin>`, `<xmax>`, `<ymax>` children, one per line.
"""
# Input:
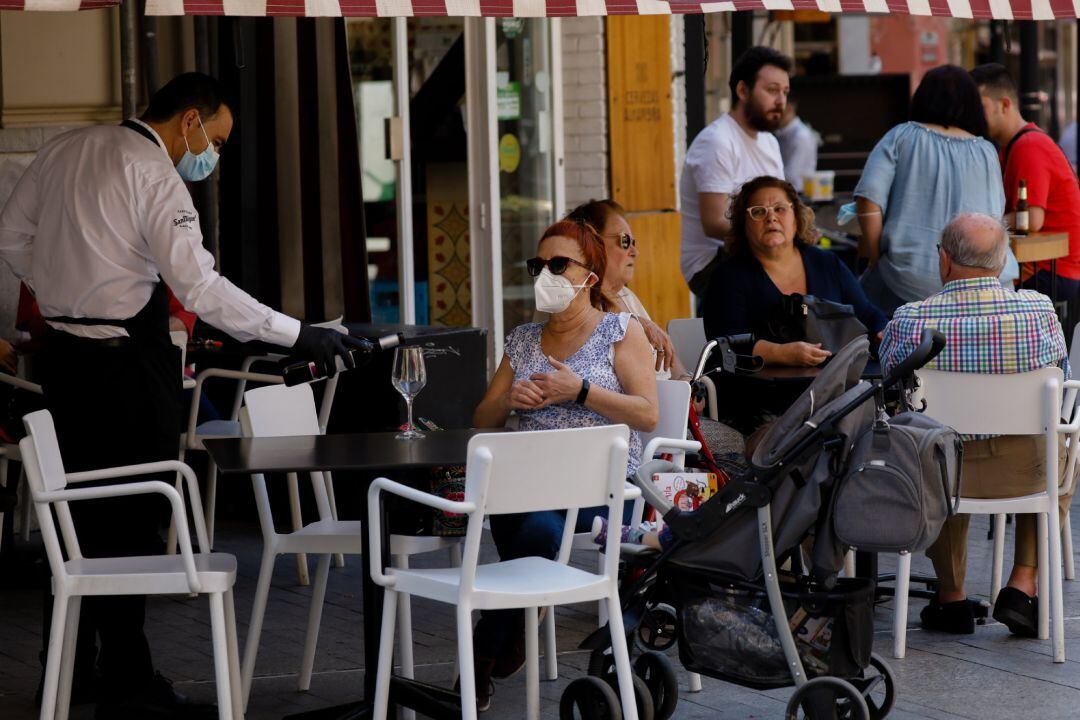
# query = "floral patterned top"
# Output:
<box><xmin>504</xmin><ymin>312</ymin><xmax>642</xmax><ymax>475</ymax></box>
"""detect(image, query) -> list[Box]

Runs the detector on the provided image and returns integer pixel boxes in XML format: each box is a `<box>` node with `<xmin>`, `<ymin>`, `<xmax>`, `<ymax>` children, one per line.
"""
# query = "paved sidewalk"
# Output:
<box><xmin>3</xmin><ymin>514</ymin><xmax>1080</xmax><ymax>719</ymax></box>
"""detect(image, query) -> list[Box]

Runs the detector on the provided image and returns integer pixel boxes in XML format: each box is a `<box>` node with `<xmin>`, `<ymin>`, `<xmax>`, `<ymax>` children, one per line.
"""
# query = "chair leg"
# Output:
<box><xmin>604</xmin><ymin>594</ymin><xmax>639</xmax><ymax>720</ymax></box>
<box><xmin>1063</xmin><ymin>511</ymin><xmax>1075</xmax><ymax>582</ymax></box>
<box><xmin>392</xmin><ymin>559</ymin><xmax>416</xmax><ymax>720</ymax></box>
<box><xmin>596</xmin><ymin>550</ymin><xmax>609</xmax><ymax>627</ymax></box>
<box><xmin>1047</xmin><ymin>506</ymin><xmax>1066</xmax><ymax>662</ymax></box>
<box><xmin>166</xmin><ymin>449</ymin><xmax>186</xmax><ymax>555</ymax></box>
<box><xmin>205</xmin><ymin>461</ymin><xmax>219</xmax><ymax>550</ymax></box>
<box><xmin>40</xmin><ymin>592</ymin><xmax>69</xmax><ymax>720</ymax></box>
<box><xmin>455</xmin><ymin>603</ymin><xmax>479</xmax><ymax>720</ymax></box>
<box><xmin>372</xmin><ymin>589</ymin><xmax>399</xmax><ymax>720</ymax></box>
<box><xmin>542</xmin><ymin>605</ymin><xmax>558</xmax><ymax>682</ymax></box>
<box><xmin>843</xmin><ymin>550</ymin><xmax>856</xmax><ymax>579</ymax></box>
<box><xmin>991</xmin><ymin>514</ymin><xmax>1006</xmax><ymax>604</ymax></box>
<box><xmin>688</xmin><ymin>672</ymin><xmax>702</xmax><ymax>693</ymax></box>
<box><xmin>55</xmin><ymin>596</ymin><xmax>81</xmax><ymax>720</ymax></box>
<box><xmin>324</xmin><ymin>472</ymin><xmax>345</xmax><ymax>569</ymax></box>
<box><xmin>1037</xmin><ymin>512</ymin><xmax>1050</xmax><ymax>641</ymax></box>
<box><xmin>18</xmin><ymin>467</ymin><xmax>31</xmax><ymax>542</ymax></box>
<box><xmin>209</xmin><ymin>592</ymin><xmax>235</xmax><ymax>720</ymax></box>
<box><xmin>299</xmin><ymin>555</ymin><xmax>331</xmax><ymax>692</ymax></box>
<box><xmin>241</xmin><ymin>550</ymin><xmax>278</xmax><ymax>707</ymax></box>
<box><xmin>286</xmin><ymin>473</ymin><xmax>309</xmax><ymax>586</ymax></box>
<box><xmin>893</xmin><ymin>551</ymin><xmax>911</xmax><ymax>659</ymax></box>
<box><xmin>525</xmin><ymin>607</ymin><xmax>540</xmax><ymax>720</ymax></box>
<box><xmin>224</xmin><ymin>589</ymin><xmax>244</xmax><ymax>720</ymax></box>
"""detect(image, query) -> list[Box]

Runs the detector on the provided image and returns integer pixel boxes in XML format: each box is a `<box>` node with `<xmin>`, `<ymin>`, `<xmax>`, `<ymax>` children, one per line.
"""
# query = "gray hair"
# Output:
<box><xmin>939</xmin><ymin>213</ymin><xmax>1009</xmax><ymax>272</ymax></box>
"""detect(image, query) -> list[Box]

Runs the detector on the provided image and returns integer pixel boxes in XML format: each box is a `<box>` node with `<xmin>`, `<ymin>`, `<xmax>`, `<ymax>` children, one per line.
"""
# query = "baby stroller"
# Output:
<box><xmin>563</xmin><ymin>330</ymin><xmax>947</xmax><ymax>720</ymax></box>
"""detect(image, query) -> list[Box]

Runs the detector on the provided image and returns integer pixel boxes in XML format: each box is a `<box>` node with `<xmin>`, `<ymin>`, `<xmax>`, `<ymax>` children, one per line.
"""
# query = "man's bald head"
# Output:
<box><xmin>938</xmin><ymin>213</ymin><xmax>1009</xmax><ymax>284</ymax></box>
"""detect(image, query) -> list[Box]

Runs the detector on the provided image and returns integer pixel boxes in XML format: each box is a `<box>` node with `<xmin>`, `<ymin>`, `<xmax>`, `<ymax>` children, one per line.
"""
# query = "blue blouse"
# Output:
<box><xmin>703</xmin><ymin>244</ymin><xmax>888</xmax><ymax>341</ymax></box>
<box><xmin>854</xmin><ymin>122</ymin><xmax>1017</xmax><ymax>302</ymax></box>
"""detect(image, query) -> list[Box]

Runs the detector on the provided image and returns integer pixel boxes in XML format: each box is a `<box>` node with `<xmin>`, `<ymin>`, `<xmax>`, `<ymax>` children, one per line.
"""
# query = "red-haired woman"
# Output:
<box><xmin>468</xmin><ymin>219</ymin><xmax>657</xmax><ymax>712</ymax></box>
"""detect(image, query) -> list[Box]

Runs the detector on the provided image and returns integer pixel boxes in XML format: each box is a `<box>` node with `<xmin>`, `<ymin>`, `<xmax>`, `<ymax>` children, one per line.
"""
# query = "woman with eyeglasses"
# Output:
<box><xmin>702</xmin><ymin>175</ymin><xmax>887</xmax><ymax>367</ymax></box>
<box><xmin>468</xmin><ymin>219</ymin><xmax>657</xmax><ymax>712</ymax></box>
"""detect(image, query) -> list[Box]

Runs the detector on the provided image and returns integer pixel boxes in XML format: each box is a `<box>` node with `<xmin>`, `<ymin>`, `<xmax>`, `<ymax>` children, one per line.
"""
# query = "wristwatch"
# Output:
<box><xmin>575</xmin><ymin>378</ymin><xmax>591</xmax><ymax>405</ymax></box>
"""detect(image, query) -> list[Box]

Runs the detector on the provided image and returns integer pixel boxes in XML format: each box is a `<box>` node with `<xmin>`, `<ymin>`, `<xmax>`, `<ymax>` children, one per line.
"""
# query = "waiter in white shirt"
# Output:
<box><xmin>0</xmin><ymin>72</ymin><xmax>366</xmax><ymax>718</ymax></box>
<box><xmin>679</xmin><ymin>46</ymin><xmax>790</xmax><ymax>297</ymax></box>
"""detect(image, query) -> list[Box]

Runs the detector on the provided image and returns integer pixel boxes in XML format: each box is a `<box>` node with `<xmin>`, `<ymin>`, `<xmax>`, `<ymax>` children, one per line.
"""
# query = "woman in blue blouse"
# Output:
<box><xmin>703</xmin><ymin>176</ymin><xmax>887</xmax><ymax>365</ymax></box>
<box><xmin>854</xmin><ymin>65</ymin><xmax>1017</xmax><ymax>314</ymax></box>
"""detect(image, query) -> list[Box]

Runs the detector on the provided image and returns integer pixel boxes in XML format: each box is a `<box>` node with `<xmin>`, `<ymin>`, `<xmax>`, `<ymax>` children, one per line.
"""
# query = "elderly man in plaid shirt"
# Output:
<box><xmin>880</xmin><ymin>212</ymin><xmax>1071</xmax><ymax>638</ymax></box>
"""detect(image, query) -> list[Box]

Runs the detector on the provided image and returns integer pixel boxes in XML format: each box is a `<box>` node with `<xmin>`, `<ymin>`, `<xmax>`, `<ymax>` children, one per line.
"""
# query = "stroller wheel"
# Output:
<box><xmin>587</xmin><ymin>648</ymin><xmax>616</xmax><ymax>679</ymax></box>
<box><xmin>634</xmin><ymin>603</ymin><xmax>679</xmax><ymax>654</ymax></box>
<box><xmin>560</xmin><ymin>676</ymin><xmax>623</xmax><ymax>720</ymax></box>
<box><xmin>633</xmin><ymin>652</ymin><xmax>679</xmax><ymax>720</ymax></box>
<box><xmin>785</xmin><ymin>677</ymin><xmax>869</xmax><ymax>720</ymax></box>
<box><xmin>603</xmin><ymin>673</ymin><xmax>655</xmax><ymax>720</ymax></box>
<box><xmin>855</xmin><ymin>654</ymin><xmax>896</xmax><ymax>720</ymax></box>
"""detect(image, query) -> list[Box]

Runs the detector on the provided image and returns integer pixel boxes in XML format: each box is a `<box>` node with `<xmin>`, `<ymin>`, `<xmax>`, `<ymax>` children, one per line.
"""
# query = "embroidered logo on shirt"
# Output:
<box><xmin>173</xmin><ymin>210</ymin><xmax>197</xmax><ymax>230</ymax></box>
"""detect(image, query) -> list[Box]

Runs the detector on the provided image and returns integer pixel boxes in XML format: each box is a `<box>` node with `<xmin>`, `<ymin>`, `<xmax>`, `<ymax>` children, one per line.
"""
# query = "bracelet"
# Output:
<box><xmin>575</xmin><ymin>378</ymin><xmax>591</xmax><ymax>405</ymax></box>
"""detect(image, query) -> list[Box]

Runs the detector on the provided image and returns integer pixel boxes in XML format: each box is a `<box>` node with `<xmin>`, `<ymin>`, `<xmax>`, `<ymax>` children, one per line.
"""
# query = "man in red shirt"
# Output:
<box><xmin>972</xmin><ymin>63</ymin><xmax>1080</xmax><ymax>304</ymax></box>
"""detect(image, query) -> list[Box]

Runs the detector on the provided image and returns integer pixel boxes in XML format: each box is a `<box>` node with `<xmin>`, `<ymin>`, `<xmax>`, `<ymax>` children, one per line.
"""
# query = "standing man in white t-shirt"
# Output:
<box><xmin>680</xmin><ymin>46</ymin><xmax>791</xmax><ymax>296</ymax></box>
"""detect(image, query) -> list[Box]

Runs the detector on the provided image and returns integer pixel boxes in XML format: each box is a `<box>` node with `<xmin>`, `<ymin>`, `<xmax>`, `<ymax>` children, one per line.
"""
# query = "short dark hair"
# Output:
<box><xmin>909</xmin><ymin>65</ymin><xmax>988</xmax><ymax>137</ymax></box>
<box><xmin>142</xmin><ymin>72</ymin><xmax>232</xmax><ymax>123</ymax></box>
<box><xmin>970</xmin><ymin>62</ymin><xmax>1019</xmax><ymax>103</ymax></box>
<box><xmin>728</xmin><ymin>46</ymin><xmax>792</xmax><ymax>107</ymax></box>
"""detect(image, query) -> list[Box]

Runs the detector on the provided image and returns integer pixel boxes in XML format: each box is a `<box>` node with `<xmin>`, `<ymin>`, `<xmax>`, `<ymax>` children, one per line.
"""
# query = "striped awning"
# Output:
<box><xmin>143</xmin><ymin>0</ymin><xmax>1080</xmax><ymax>18</ymax></box>
<box><xmin>0</xmin><ymin>0</ymin><xmax>118</xmax><ymax>8</ymax></box>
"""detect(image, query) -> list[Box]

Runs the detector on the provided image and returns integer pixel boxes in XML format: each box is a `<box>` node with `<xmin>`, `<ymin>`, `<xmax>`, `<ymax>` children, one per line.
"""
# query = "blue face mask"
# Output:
<box><xmin>176</xmin><ymin>116</ymin><xmax>219</xmax><ymax>182</ymax></box>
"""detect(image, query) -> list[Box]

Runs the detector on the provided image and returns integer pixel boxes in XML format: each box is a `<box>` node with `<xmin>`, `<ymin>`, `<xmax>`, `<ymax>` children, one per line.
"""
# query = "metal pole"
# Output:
<box><xmin>140</xmin><ymin>0</ymin><xmax>160</xmax><ymax>99</ymax></box>
<box><xmin>119</xmin><ymin>0</ymin><xmax>138</xmax><ymax>118</ymax></box>
<box><xmin>1019</xmin><ymin>21</ymin><xmax>1041</xmax><ymax>121</ymax></box>
<box><xmin>194</xmin><ymin>18</ymin><xmax>218</xmax><ymax>261</ymax></box>
<box><xmin>990</xmin><ymin>20</ymin><xmax>1006</xmax><ymax>65</ymax></box>
<box><xmin>731</xmin><ymin>11</ymin><xmax>753</xmax><ymax>65</ymax></box>
<box><xmin>685</xmin><ymin>15</ymin><xmax>707</xmax><ymax>146</ymax></box>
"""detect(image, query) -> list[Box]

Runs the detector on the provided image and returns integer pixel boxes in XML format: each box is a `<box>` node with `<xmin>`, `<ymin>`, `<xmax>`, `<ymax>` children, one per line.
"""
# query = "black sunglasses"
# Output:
<box><xmin>526</xmin><ymin>256</ymin><xmax>592</xmax><ymax>277</ymax></box>
<box><xmin>605</xmin><ymin>233</ymin><xmax>636</xmax><ymax>250</ymax></box>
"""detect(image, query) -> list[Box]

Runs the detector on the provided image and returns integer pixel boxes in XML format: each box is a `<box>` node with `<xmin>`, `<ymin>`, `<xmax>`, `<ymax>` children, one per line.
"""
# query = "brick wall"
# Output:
<box><xmin>561</xmin><ymin>17</ymin><xmax>610</xmax><ymax>208</ymax></box>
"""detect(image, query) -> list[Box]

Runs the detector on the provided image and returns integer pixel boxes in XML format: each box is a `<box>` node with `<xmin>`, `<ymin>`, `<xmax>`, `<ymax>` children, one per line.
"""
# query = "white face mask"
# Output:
<box><xmin>534</xmin><ymin>267</ymin><xmax>593</xmax><ymax>314</ymax></box>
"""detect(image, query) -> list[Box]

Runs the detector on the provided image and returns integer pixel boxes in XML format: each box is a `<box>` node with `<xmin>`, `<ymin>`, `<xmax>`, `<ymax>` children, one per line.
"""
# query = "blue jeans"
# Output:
<box><xmin>474</xmin><ymin>501</ymin><xmax>633</xmax><ymax>659</ymax></box>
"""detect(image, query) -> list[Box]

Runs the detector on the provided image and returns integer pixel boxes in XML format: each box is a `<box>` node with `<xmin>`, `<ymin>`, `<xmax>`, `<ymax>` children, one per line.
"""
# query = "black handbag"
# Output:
<box><xmin>765</xmin><ymin>294</ymin><xmax>867</xmax><ymax>353</ymax></box>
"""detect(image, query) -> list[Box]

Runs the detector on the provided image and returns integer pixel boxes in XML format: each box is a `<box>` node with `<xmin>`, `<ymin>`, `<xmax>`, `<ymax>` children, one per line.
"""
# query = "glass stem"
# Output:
<box><xmin>406</xmin><ymin>396</ymin><xmax>415</xmax><ymax>431</ymax></box>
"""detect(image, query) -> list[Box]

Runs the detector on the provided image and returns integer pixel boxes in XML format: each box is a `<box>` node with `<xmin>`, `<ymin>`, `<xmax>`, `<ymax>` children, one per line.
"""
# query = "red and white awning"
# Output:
<box><xmin>142</xmin><ymin>0</ymin><xmax>1080</xmax><ymax>17</ymax></box>
<box><xmin>0</xmin><ymin>0</ymin><xmax>118</xmax><ymax>8</ymax></box>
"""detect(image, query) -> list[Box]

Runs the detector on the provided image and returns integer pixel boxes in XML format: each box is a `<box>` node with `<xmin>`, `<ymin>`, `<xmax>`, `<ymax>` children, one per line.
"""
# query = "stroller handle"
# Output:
<box><xmin>693</xmin><ymin>333</ymin><xmax>756</xmax><ymax>381</ymax></box>
<box><xmin>882</xmin><ymin>328</ymin><xmax>946</xmax><ymax>388</ymax></box>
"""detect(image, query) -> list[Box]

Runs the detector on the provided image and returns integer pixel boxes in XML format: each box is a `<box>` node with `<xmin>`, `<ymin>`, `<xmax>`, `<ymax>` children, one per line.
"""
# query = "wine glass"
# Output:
<box><xmin>393</xmin><ymin>346</ymin><xmax>427</xmax><ymax>440</ymax></box>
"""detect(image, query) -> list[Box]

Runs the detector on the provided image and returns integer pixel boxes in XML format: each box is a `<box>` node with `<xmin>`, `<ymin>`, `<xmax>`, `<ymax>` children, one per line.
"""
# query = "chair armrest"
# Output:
<box><xmin>367</xmin><ymin>477</ymin><xmax>476</xmax><ymax>587</ymax></box>
<box><xmin>0</xmin><ymin>374</ymin><xmax>43</xmax><ymax>395</ymax></box>
<box><xmin>66</xmin><ymin>460</ymin><xmax>210</xmax><ymax>553</ymax></box>
<box><xmin>189</xmin><ymin>368</ymin><xmax>283</xmax><ymax>440</ymax></box>
<box><xmin>643</xmin><ymin>437</ymin><xmax>701</xmax><ymax>461</ymax></box>
<box><xmin>38</xmin><ymin>480</ymin><xmax>203</xmax><ymax>593</ymax></box>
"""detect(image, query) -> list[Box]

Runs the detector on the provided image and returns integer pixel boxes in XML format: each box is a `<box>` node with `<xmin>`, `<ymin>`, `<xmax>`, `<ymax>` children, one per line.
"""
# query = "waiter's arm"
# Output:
<box><xmin>140</xmin><ymin>174</ymin><xmax>300</xmax><ymax>347</ymax></box>
<box><xmin>0</xmin><ymin>160</ymin><xmax>40</xmax><ymax>281</ymax></box>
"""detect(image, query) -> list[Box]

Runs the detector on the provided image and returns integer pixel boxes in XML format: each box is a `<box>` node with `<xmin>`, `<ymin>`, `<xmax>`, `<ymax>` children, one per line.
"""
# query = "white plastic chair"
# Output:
<box><xmin>667</xmin><ymin>318</ymin><xmax>718</xmax><ymax>419</ymax></box>
<box><xmin>890</xmin><ymin>368</ymin><xmax>1080</xmax><ymax>662</ymax></box>
<box><xmin>171</xmin><ymin>330</ymin><xmax>197</xmax><ymax>391</ymax></box>
<box><xmin>238</xmin><ymin>383</ymin><xmax>461</xmax><ymax>710</ymax></box>
<box><xmin>543</xmin><ymin>380</ymin><xmax>697</xmax><ymax>683</ymax></box>
<box><xmin>0</xmin><ymin>373</ymin><xmax>43</xmax><ymax>544</ymax></box>
<box><xmin>21</xmin><ymin>409</ymin><xmax>242</xmax><ymax>720</ymax></box>
<box><xmin>368</xmin><ymin>425</ymin><xmax>639</xmax><ymax>720</ymax></box>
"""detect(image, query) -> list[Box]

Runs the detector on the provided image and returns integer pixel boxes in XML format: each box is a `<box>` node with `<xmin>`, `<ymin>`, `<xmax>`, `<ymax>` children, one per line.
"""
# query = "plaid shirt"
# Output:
<box><xmin>880</xmin><ymin>277</ymin><xmax>1069</xmax><ymax>438</ymax></box>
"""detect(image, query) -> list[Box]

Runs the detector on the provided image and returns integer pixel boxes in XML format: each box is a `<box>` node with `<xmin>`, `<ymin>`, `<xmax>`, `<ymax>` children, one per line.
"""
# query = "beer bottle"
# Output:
<box><xmin>1015</xmin><ymin>179</ymin><xmax>1030</xmax><ymax>235</ymax></box>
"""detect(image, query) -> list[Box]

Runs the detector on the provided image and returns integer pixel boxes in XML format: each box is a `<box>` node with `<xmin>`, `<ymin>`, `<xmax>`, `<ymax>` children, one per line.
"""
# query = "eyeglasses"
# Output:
<box><xmin>526</xmin><ymin>256</ymin><xmax>592</xmax><ymax>277</ymax></box>
<box><xmin>746</xmin><ymin>202</ymin><xmax>794</xmax><ymax>221</ymax></box>
<box><xmin>605</xmin><ymin>233</ymin><xmax>637</xmax><ymax>250</ymax></box>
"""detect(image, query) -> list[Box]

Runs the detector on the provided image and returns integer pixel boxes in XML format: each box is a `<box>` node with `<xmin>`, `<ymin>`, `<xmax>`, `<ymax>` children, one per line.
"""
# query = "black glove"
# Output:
<box><xmin>291</xmin><ymin>325</ymin><xmax>375</xmax><ymax>378</ymax></box>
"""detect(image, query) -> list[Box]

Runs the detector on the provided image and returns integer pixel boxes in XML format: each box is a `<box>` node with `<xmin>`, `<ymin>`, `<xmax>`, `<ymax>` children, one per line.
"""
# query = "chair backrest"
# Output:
<box><xmin>243</xmin><ymin>383</ymin><xmax>321</xmax><ymax>437</ymax></box>
<box><xmin>917</xmin><ymin>367</ymin><xmax>1063</xmax><ymax>436</ymax></box>
<box><xmin>667</xmin><ymin>318</ymin><xmax>706</xmax><ymax>373</ymax></box>
<box><xmin>170</xmin><ymin>330</ymin><xmax>188</xmax><ymax>369</ymax></box>
<box><xmin>22</xmin><ymin>410</ymin><xmax>68</xmax><ymax>493</ymax></box>
<box><xmin>1070</xmin><ymin>322</ymin><xmax>1080</xmax><ymax>377</ymax></box>
<box><xmin>640</xmin><ymin>379</ymin><xmax>691</xmax><ymax>454</ymax></box>
<box><xmin>20</xmin><ymin>411</ymin><xmax>81</xmax><ymax>577</ymax></box>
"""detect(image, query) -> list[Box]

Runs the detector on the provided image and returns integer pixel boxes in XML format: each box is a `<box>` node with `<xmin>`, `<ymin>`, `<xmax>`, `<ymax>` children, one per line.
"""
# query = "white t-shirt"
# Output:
<box><xmin>679</xmin><ymin>113</ymin><xmax>784</xmax><ymax>281</ymax></box>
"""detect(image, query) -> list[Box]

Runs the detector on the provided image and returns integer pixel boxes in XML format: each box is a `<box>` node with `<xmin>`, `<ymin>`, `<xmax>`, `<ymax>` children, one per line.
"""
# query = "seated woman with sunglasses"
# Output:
<box><xmin>702</xmin><ymin>175</ymin><xmax>887</xmax><ymax>367</ymax></box>
<box><xmin>469</xmin><ymin>219</ymin><xmax>657</xmax><ymax>712</ymax></box>
<box><xmin>536</xmin><ymin>200</ymin><xmax>692</xmax><ymax>381</ymax></box>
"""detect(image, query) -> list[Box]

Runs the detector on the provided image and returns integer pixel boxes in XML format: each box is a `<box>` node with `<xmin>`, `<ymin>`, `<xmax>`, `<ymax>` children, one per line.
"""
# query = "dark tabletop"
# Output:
<box><xmin>734</xmin><ymin>359</ymin><xmax>882</xmax><ymax>383</ymax></box>
<box><xmin>204</xmin><ymin>428</ymin><xmax>505</xmax><ymax>475</ymax></box>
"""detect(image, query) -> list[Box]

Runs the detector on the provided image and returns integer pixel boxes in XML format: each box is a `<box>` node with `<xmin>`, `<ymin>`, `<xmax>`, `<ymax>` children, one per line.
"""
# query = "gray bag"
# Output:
<box><xmin>833</xmin><ymin>412</ymin><xmax>963</xmax><ymax>554</ymax></box>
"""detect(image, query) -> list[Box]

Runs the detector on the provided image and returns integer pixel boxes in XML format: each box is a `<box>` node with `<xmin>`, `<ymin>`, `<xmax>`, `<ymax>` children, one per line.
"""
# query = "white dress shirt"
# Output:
<box><xmin>0</xmin><ymin>119</ymin><xmax>300</xmax><ymax>345</ymax></box>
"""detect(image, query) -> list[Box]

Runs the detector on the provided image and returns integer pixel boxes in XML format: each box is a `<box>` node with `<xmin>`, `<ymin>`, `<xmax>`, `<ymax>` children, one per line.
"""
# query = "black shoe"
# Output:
<box><xmin>94</xmin><ymin>673</ymin><xmax>217</xmax><ymax>720</ymax></box>
<box><xmin>992</xmin><ymin>586</ymin><xmax>1038</xmax><ymax>638</ymax></box>
<box><xmin>920</xmin><ymin>597</ymin><xmax>975</xmax><ymax>634</ymax></box>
